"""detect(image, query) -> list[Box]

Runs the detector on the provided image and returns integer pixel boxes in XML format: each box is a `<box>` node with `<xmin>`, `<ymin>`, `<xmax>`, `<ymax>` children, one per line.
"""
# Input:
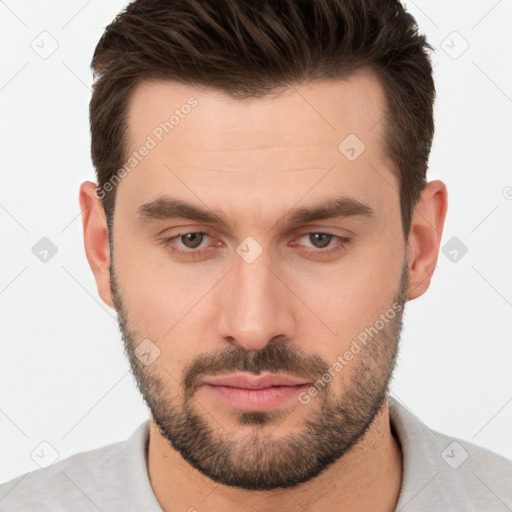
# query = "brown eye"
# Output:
<box><xmin>307</xmin><ymin>233</ymin><xmax>333</xmax><ymax>249</ymax></box>
<box><xmin>162</xmin><ymin>231</ymin><xmax>212</xmax><ymax>256</ymax></box>
<box><xmin>295</xmin><ymin>232</ymin><xmax>352</xmax><ymax>257</ymax></box>
<box><xmin>179</xmin><ymin>232</ymin><xmax>205</xmax><ymax>249</ymax></box>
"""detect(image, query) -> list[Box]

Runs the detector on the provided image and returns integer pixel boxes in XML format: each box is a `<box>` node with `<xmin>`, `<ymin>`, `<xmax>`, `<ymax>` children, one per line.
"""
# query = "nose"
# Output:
<box><xmin>216</xmin><ymin>250</ymin><xmax>297</xmax><ymax>351</ymax></box>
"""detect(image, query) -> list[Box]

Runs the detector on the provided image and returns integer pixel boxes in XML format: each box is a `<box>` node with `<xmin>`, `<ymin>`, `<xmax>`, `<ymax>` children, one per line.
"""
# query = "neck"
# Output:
<box><xmin>147</xmin><ymin>398</ymin><xmax>403</xmax><ymax>512</ymax></box>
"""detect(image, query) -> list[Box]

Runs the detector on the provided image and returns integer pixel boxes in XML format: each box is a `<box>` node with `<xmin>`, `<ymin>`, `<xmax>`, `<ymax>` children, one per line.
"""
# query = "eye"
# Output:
<box><xmin>293</xmin><ymin>232</ymin><xmax>352</xmax><ymax>255</ymax></box>
<box><xmin>162</xmin><ymin>231</ymin><xmax>212</xmax><ymax>257</ymax></box>
<box><xmin>299</xmin><ymin>232</ymin><xmax>339</xmax><ymax>249</ymax></box>
<box><xmin>161</xmin><ymin>231</ymin><xmax>352</xmax><ymax>258</ymax></box>
<box><xmin>175</xmin><ymin>232</ymin><xmax>208</xmax><ymax>249</ymax></box>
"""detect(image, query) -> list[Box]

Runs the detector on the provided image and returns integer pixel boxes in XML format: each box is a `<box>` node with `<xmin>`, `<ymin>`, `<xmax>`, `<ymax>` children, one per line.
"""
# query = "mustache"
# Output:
<box><xmin>183</xmin><ymin>339</ymin><xmax>330</xmax><ymax>397</ymax></box>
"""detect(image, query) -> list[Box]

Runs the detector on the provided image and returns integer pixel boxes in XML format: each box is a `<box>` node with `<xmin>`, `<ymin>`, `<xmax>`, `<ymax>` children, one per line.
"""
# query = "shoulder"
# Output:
<box><xmin>0</xmin><ymin>421</ymin><xmax>161</xmax><ymax>512</ymax></box>
<box><xmin>390</xmin><ymin>397</ymin><xmax>512</xmax><ymax>511</ymax></box>
<box><xmin>423</xmin><ymin>428</ymin><xmax>512</xmax><ymax>512</ymax></box>
<box><xmin>0</xmin><ymin>439</ymin><xmax>122</xmax><ymax>512</ymax></box>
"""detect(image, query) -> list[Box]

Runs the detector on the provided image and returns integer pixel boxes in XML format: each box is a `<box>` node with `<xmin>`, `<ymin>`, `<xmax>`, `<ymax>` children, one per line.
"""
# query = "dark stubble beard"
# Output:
<box><xmin>110</xmin><ymin>257</ymin><xmax>409</xmax><ymax>491</ymax></box>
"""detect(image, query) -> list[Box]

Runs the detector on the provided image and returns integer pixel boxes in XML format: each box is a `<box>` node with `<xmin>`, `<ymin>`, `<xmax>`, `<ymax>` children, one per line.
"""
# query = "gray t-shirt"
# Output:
<box><xmin>1</xmin><ymin>397</ymin><xmax>511</xmax><ymax>511</ymax></box>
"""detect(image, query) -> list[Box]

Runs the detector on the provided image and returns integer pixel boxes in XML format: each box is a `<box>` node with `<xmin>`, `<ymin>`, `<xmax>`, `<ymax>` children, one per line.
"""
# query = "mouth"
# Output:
<box><xmin>202</xmin><ymin>373</ymin><xmax>311</xmax><ymax>412</ymax></box>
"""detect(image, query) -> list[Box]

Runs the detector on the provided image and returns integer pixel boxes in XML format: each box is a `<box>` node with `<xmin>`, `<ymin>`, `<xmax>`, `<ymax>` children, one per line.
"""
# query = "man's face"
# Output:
<box><xmin>109</xmin><ymin>72</ymin><xmax>408</xmax><ymax>490</ymax></box>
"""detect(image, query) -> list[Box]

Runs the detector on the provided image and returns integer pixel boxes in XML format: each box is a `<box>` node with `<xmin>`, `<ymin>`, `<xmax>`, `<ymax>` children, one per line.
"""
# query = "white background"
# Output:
<box><xmin>0</xmin><ymin>0</ymin><xmax>511</xmax><ymax>484</ymax></box>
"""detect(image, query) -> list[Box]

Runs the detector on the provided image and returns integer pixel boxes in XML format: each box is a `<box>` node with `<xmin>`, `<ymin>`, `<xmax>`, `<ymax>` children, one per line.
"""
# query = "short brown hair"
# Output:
<box><xmin>90</xmin><ymin>0</ymin><xmax>435</xmax><ymax>237</ymax></box>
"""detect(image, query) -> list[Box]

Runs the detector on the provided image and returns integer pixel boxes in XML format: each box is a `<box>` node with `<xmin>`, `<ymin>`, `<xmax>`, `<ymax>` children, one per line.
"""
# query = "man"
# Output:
<box><xmin>1</xmin><ymin>0</ymin><xmax>511</xmax><ymax>510</ymax></box>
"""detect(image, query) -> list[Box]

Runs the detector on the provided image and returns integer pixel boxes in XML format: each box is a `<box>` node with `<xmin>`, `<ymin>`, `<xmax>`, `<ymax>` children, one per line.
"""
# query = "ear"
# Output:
<box><xmin>79</xmin><ymin>181</ymin><xmax>114</xmax><ymax>308</ymax></box>
<box><xmin>406</xmin><ymin>180</ymin><xmax>448</xmax><ymax>301</ymax></box>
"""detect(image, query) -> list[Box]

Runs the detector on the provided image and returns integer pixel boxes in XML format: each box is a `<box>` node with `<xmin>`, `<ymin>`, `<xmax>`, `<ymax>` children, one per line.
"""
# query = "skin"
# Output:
<box><xmin>79</xmin><ymin>70</ymin><xmax>447</xmax><ymax>511</ymax></box>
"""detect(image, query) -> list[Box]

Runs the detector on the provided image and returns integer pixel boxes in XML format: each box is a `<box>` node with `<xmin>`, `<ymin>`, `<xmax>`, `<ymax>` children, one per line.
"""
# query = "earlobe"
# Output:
<box><xmin>79</xmin><ymin>181</ymin><xmax>114</xmax><ymax>308</ymax></box>
<box><xmin>405</xmin><ymin>180</ymin><xmax>448</xmax><ymax>301</ymax></box>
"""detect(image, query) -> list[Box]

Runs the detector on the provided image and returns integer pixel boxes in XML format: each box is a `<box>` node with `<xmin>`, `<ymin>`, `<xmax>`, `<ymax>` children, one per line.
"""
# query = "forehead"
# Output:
<box><xmin>126</xmin><ymin>71</ymin><xmax>388</xmax><ymax>153</ymax></box>
<box><xmin>119</xmin><ymin>72</ymin><xmax>397</xmax><ymax>227</ymax></box>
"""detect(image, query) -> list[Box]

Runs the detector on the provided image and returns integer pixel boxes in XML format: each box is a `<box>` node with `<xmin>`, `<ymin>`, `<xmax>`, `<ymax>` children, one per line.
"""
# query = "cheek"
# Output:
<box><xmin>112</xmin><ymin>236</ymin><xmax>227</xmax><ymax>368</ymax></box>
<box><xmin>112</xmin><ymin>221</ymin><xmax>199</xmax><ymax>319</ymax></box>
<box><xmin>296</xmin><ymin>240</ymin><xmax>403</xmax><ymax>350</ymax></box>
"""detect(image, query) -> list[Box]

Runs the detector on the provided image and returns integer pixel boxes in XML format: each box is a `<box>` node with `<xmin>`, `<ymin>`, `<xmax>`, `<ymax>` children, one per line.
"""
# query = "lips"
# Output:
<box><xmin>204</xmin><ymin>372</ymin><xmax>311</xmax><ymax>390</ymax></box>
<box><xmin>202</xmin><ymin>373</ymin><xmax>311</xmax><ymax>412</ymax></box>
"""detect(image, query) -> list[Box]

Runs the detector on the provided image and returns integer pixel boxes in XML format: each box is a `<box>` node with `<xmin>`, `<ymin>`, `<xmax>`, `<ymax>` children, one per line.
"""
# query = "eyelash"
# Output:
<box><xmin>161</xmin><ymin>231</ymin><xmax>352</xmax><ymax>258</ymax></box>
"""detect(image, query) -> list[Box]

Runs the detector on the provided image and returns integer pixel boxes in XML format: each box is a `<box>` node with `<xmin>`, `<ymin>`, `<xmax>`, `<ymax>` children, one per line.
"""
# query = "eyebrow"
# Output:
<box><xmin>136</xmin><ymin>195</ymin><xmax>375</xmax><ymax>229</ymax></box>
